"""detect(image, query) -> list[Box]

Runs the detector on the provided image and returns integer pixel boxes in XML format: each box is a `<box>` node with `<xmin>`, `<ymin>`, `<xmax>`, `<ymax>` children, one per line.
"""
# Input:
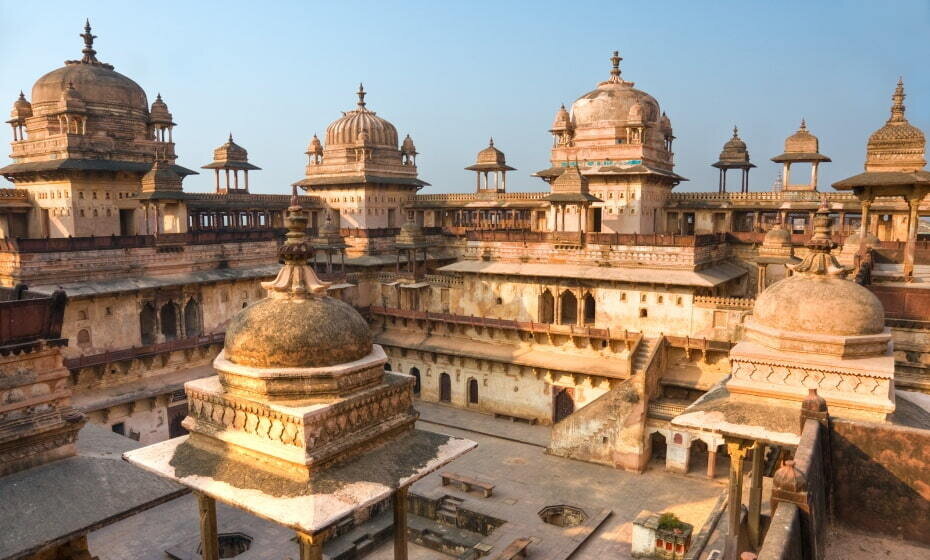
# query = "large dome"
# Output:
<box><xmin>32</xmin><ymin>64</ymin><xmax>147</xmax><ymax>113</ymax></box>
<box><xmin>753</xmin><ymin>275</ymin><xmax>885</xmax><ymax>337</ymax></box>
<box><xmin>325</xmin><ymin>84</ymin><xmax>398</xmax><ymax>148</ymax></box>
<box><xmin>571</xmin><ymin>82</ymin><xmax>660</xmax><ymax>128</ymax></box>
<box><xmin>224</xmin><ymin>296</ymin><xmax>372</xmax><ymax>369</ymax></box>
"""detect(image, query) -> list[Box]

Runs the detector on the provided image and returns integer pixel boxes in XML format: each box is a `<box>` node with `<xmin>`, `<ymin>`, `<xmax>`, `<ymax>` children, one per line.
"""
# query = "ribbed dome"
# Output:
<box><xmin>325</xmin><ymin>84</ymin><xmax>398</xmax><ymax>148</ymax></box>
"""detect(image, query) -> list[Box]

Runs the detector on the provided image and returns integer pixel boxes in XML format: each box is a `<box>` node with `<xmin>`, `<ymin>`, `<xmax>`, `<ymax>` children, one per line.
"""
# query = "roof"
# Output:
<box><xmin>0</xmin><ymin>424</ymin><xmax>185</xmax><ymax>560</ymax></box>
<box><xmin>464</xmin><ymin>163</ymin><xmax>516</xmax><ymax>172</ymax></box>
<box><xmin>30</xmin><ymin>265</ymin><xmax>280</xmax><ymax>298</ymax></box>
<box><xmin>832</xmin><ymin>170</ymin><xmax>930</xmax><ymax>190</ymax></box>
<box><xmin>437</xmin><ymin>260</ymin><xmax>747</xmax><ymax>287</ymax></box>
<box><xmin>293</xmin><ymin>174</ymin><xmax>430</xmax><ymax>188</ymax></box>
<box><xmin>201</xmin><ymin>161</ymin><xmax>261</xmax><ymax>171</ymax></box>
<box><xmin>544</xmin><ymin>192</ymin><xmax>602</xmax><ymax>203</ymax></box>
<box><xmin>0</xmin><ymin>159</ymin><xmax>198</xmax><ymax>177</ymax></box>
<box><xmin>534</xmin><ymin>164</ymin><xmax>689</xmax><ymax>182</ymax></box>
<box><xmin>770</xmin><ymin>152</ymin><xmax>832</xmax><ymax>163</ymax></box>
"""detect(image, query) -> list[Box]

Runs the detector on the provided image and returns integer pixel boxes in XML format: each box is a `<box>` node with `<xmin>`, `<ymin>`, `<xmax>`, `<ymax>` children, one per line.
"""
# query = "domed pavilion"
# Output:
<box><xmin>125</xmin><ymin>193</ymin><xmax>474</xmax><ymax>559</ymax></box>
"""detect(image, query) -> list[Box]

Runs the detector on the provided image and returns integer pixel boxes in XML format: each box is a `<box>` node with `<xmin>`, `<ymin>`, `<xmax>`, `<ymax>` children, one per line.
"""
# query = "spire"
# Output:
<box><xmin>228</xmin><ymin>132</ymin><xmax>234</xmax><ymax>143</ymax></box>
<box><xmin>799</xmin><ymin>118</ymin><xmax>807</xmax><ymax>131</ymax></box>
<box><xmin>790</xmin><ymin>198</ymin><xmax>848</xmax><ymax>277</ymax></box>
<box><xmin>156</xmin><ymin>93</ymin><xmax>162</xmax><ymax>101</ymax></box>
<box><xmin>609</xmin><ymin>50</ymin><xmax>623</xmax><ymax>82</ymax></box>
<box><xmin>262</xmin><ymin>185</ymin><xmax>329</xmax><ymax>298</ymax></box>
<box><xmin>489</xmin><ymin>137</ymin><xmax>494</xmax><ymax>147</ymax></box>
<box><xmin>80</xmin><ymin>19</ymin><xmax>98</xmax><ymax>64</ymax></box>
<box><xmin>889</xmin><ymin>77</ymin><xmax>906</xmax><ymax>123</ymax></box>
<box><xmin>356</xmin><ymin>83</ymin><xmax>366</xmax><ymax>109</ymax></box>
<box><xmin>733</xmin><ymin>125</ymin><xmax>739</xmax><ymax>138</ymax></box>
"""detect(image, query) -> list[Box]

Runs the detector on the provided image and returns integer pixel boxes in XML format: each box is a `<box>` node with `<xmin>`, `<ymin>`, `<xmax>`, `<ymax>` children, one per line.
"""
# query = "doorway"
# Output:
<box><xmin>553</xmin><ymin>387</ymin><xmax>574</xmax><ymax>423</ymax></box>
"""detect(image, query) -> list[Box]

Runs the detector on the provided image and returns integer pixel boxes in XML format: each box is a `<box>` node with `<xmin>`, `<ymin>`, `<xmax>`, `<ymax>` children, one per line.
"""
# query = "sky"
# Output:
<box><xmin>1</xmin><ymin>1</ymin><xmax>928</xmax><ymax>195</ymax></box>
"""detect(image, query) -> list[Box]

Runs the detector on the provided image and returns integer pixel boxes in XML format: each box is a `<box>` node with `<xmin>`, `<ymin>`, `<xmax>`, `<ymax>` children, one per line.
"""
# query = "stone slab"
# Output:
<box><xmin>123</xmin><ymin>429</ymin><xmax>476</xmax><ymax>533</ymax></box>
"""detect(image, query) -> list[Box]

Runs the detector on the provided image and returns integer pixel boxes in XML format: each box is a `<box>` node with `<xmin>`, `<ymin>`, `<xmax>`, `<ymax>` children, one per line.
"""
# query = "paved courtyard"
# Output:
<box><xmin>89</xmin><ymin>402</ymin><xmax>725</xmax><ymax>559</ymax></box>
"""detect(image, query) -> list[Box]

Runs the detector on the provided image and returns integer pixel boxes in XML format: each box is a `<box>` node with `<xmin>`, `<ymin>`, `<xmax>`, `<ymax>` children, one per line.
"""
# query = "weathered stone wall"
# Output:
<box><xmin>831</xmin><ymin>418</ymin><xmax>930</xmax><ymax>545</ymax></box>
<box><xmin>757</xmin><ymin>504</ymin><xmax>803</xmax><ymax>560</ymax></box>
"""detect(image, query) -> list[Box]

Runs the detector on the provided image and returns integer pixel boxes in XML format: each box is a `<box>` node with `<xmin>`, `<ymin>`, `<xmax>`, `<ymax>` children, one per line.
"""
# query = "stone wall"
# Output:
<box><xmin>831</xmin><ymin>418</ymin><xmax>930</xmax><ymax>545</ymax></box>
<box><xmin>757</xmin><ymin>504</ymin><xmax>803</xmax><ymax>560</ymax></box>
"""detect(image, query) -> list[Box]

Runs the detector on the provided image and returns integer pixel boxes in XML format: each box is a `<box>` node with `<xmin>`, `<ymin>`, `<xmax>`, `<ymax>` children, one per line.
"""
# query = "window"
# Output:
<box><xmin>620</xmin><ymin>292</ymin><xmax>627</xmax><ymax>302</ymax></box>
<box><xmin>111</xmin><ymin>422</ymin><xmax>125</xmax><ymax>436</ymax></box>
<box><xmin>77</xmin><ymin>310</ymin><xmax>88</xmax><ymax>320</ymax></box>
<box><xmin>657</xmin><ymin>296</ymin><xmax>664</xmax><ymax>304</ymax></box>
<box><xmin>467</xmin><ymin>378</ymin><xmax>479</xmax><ymax>404</ymax></box>
<box><xmin>676</xmin><ymin>297</ymin><xmax>683</xmax><ymax>306</ymax></box>
<box><xmin>105</xmin><ymin>307</ymin><xmax>112</xmax><ymax>316</ymax></box>
<box><xmin>639</xmin><ymin>308</ymin><xmax>648</xmax><ymax>318</ymax></box>
<box><xmin>559</xmin><ymin>291</ymin><xmax>578</xmax><ymax>325</ymax></box>
<box><xmin>640</xmin><ymin>294</ymin><xmax>647</xmax><ymax>303</ymax></box>
<box><xmin>76</xmin><ymin>328</ymin><xmax>91</xmax><ymax>348</ymax></box>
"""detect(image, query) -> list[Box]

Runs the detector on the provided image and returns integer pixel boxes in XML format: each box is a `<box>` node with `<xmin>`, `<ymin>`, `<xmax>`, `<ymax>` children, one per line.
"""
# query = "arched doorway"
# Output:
<box><xmin>184</xmin><ymin>299</ymin><xmax>202</xmax><ymax>338</ymax></box>
<box><xmin>439</xmin><ymin>373</ymin><xmax>451</xmax><ymax>403</ymax></box>
<box><xmin>160</xmin><ymin>303</ymin><xmax>179</xmax><ymax>341</ymax></box>
<box><xmin>538</xmin><ymin>289</ymin><xmax>555</xmax><ymax>323</ymax></box>
<box><xmin>467</xmin><ymin>378</ymin><xmax>479</xmax><ymax>404</ymax></box>
<box><xmin>583</xmin><ymin>293</ymin><xmax>596</xmax><ymax>325</ymax></box>
<box><xmin>650</xmin><ymin>432</ymin><xmax>668</xmax><ymax>466</ymax></box>
<box><xmin>410</xmin><ymin>367</ymin><xmax>421</xmax><ymax>395</ymax></box>
<box><xmin>384</xmin><ymin>363</ymin><xmax>392</xmax><ymax>371</ymax></box>
<box><xmin>559</xmin><ymin>291</ymin><xmax>577</xmax><ymax>325</ymax></box>
<box><xmin>140</xmin><ymin>303</ymin><xmax>156</xmax><ymax>345</ymax></box>
<box><xmin>553</xmin><ymin>387</ymin><xmax>574</xmax><ymax>423</ymax></box>
<box><xmin>689</xmin><ymin>439</ymin><xmax>710</xmax><ymax>475</ymax></box>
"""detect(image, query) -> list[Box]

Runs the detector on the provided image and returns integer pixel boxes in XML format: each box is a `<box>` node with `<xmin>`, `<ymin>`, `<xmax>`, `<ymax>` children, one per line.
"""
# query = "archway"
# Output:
<box><xmin>439</xmin><ymin>373</ymin><xmax>451</xmax><ymax>403</ymax></box>
<box><xmin>384</xmin><ymin>363</ymin><xmax>392</xmax><ymax>371</ymax></box>
<box><xmin>76</xmin><ymin>328</ymin><xmax>92</xmax><ymax>348</ymax></box>
<box><xmin>559</xmin><ymin>291</ymin><xmax>577</xmax><ymax>325</ymax></box>
<box><xmin>410</xmin><ymin>367</ymin><xmax>421</xmax><ymax>395</ymax></box>
<box><xmin>538</xmin><ymin>289</ymin><xmax>555</xmax><ymax>323</ymax></box>
<box><xmin>553</xmin><ymin>387</ymin><xmax>574</xmax><ymax>423</ymax></box>
<box><xmin>140</xmin><ymin>303</ymin><xmax>156</xmax><ymax>345</ymax></box>
<box><xmin>689</xmin><ymin>439</ymin><xmax>710</xmax><ymax>475</ymax></box>
<box><xmin>467</xmin><ymin>378</ymin><xmax>479</xmax><ymax>404</ymax></box>
<box><xmin>583</xmin><ymin>293</ymin><xmax>596</xmax><ymax>325</ymax></box>
<box><xmin>160</xmin><ymin>303</ymin><xmax>179</xmax><ymax>341</ymax></box>
<box><xmin>184</xmin><ymin>299</ymin><xmax>202</xmax><ymax>338</ymax></box>
<box><xmin>650</xmin><ymin>432</ymin><xmax>668</xmax><ymax>467</ymax></box>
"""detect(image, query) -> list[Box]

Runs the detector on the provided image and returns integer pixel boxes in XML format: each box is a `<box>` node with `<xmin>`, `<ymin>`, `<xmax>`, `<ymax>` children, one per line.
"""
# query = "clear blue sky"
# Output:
<box><xmin>1</xmin><ymin>0</ymin><xmax>928</xmax><ymax>194</ymax></box>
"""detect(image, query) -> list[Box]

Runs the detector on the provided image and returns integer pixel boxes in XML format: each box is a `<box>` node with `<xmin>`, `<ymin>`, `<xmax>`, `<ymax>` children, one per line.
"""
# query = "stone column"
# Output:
<box><xmin>748</xmin><ymin>442</ymin><xmax>765</xmax><ymax>549</ymax></box>
<box><xmin>725</xmin><ymin>439</ymin><xmax>752</xmax><ymax>560</ymax></box>
<box><xmin>904</xmin><ymin>193</ymin><xmax>923</xmax><ymax>280</ymax></box>
<box><xmin>707</xmin><ymin>448</ymin><xmax>717</xmax><ymax>479</ymax></box>
<box><xmin>196</xmin><ymin>492</ymin><xmax>219</xmax><ymax>560</ymax></box>
<box><xmin>296</xmin><ymin>531</ymin><xmax>325</xmax><ymax>560</ymax></box>
<box><xmin>394</xmin><ymin>486</ymin><xmax>409</xmax><ymax>560</ymax></box>
<box><xmin>858</xmin><ymin>194</ymin><xmax>873</xmax><ymax>257</ymax></box>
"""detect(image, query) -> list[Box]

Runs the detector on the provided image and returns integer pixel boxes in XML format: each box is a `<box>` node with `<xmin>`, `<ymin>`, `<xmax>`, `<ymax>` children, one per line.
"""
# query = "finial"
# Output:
<box><xmin>290</xmin><ymin>184</ymin><xmax>298</xmax><ymax>207</ymax></box>
<box><xmin>609</xmin><ymin>50</ymin><xmax>622</xmax><ymax>82</ymax></box>
<box><xmin>357</xmin><ymin>83</ymin><xmax>366</xmax><ymax>108</ymax></box>
<box><xmin>890</xmin><ymin>77</ymin><xmax>906</xmax><ymax>122</ymax></box>
<box><xmin>18</xmin><ymin>91</ymin><xmax>25</xmax><ymax>99</ymax></box>
<box><xmin>228</xmin><ymin>132</ymin><xmax>233</xmax><ymax>143</ymax></box>
<box><xmin>560</xmin><ymin>103</ymin><xmax>566</xmax><ymax>110</ymax></box>
<box><xmin>260</xmin><ymin>185</ymin><xmax>329</xmax><ymax>297</ymax></box>
<box><xmin>489</xmin><ymin>137</ymin><xmax>494</xmax><ymax>147</ymax></box>
<box><xmin>800</xmin><ymin>118</ymin><xmax>807</xmax><ymax>131</ymax></box>
<box><xmin>790</xmin><ymin>197</ymin><xmax>848</xmax><ymax>277</ymax></box>
<box><xmin>80</xmin><ymin>19</ymin><xmax>98</xmax><ymax>64</ymax></box>
<box><xmin>733</xmin><ymin>125</ymin><xmax>739</xmax><ymax>137</ymax></box>
<box><xmin>156</xmin><ymin>92</ymin><xmax>162</xmax><ymax>101</ymax></box>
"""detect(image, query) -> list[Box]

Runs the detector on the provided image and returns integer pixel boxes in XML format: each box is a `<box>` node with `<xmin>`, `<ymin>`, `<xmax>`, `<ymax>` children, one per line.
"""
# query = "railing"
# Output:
<box><xmin>667</xmin><ymin>191</ymin><xmax>859</xmax><ymax>202</ymax></box>
<box><xmin>63</xmin><ymin>332</ymin><xmax>225</xmax><ymax>370</ymax></box>
<box><xmin>0</xmin><ymin>229</ymin><xmax>285</xmax><ymax>253</ymax></box>
<box><xmin>0</xmin><ymin>189</ymin><xmax>29</xmax><ymax>200</ymax></box>
<box><xmin>694</xmin><ymin>295</ymin><xmax>755</xmax><ymax>309</ymax></box>
<box><xmin>0</xmin><ymin>287</ymin><xmax>66</xmax><ymax>345</ymax></box>
<box><xmin>465</xmin><ymin>229</ymin><xmax>728</xmax><ymax>247</ymax></box>
<box><xmin>371</xmin><ymin>305</ymin><xmax>641</xmax><ymax>342</ymax></box>
<box><xmin>413</xmin><ymin>191</ymin><xmax>549</xmax><ymax>202</ymax></box>
<box><xmin>665</xmin><ymin>335</ymin><xmax>733</xmax><ymax>352</ymax></box>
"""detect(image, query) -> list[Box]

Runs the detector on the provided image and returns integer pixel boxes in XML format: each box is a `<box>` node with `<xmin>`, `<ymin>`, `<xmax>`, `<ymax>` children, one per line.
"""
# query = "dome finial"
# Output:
<box><xmin>890</xmin><ymin>77</ymin><xmax>906</xmax><ymax>123</ymax></box>
<box><xmin>609</xmin><ymin>50</ymin><xmax>623</xmax><ymax>82</ymax></box>
<box><xmin>800</xmin><ymin>118</ymin><xmax>807</xmax><ymax>131</ymax></box>
<box><xmin>733</xmin><ymin>125</ymin><xmax>739</xmax><ymax>138</ymax></box>
<box><xmin>80</xmin><ymin>19</ymin><xmax>99</xmax><ymax>64</ymax></box>
<box><xmin>228</xmin><ymin>132</ymin><xmax>233</xmax><ymax>143</ymax></box>
<box><xmin>357</xmin><ymin>83</ymin><xmax>366</xmax><ymax>109</ymax></box>
<box><xmin>489</xmin><ymin>137</ymin><xmax>494</xmax><ymax>147</ymax></box>
<box><xmin>790</xmin><ymin>197</ymin><xmax>848</xmax><ymax>277</ymax></box>
<box><xmin>261</xmin><ymin>186</ymin><xmax>329</xmax><ymax>298</ymax></box>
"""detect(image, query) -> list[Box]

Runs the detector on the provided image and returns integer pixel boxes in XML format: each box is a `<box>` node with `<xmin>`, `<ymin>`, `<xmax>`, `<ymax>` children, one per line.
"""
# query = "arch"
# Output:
<box><xmin>559</xmin><ymin>290</ymin><xmax>578</xmax><ymax>325</ymax></box>
<box><xmin>439</xmin><ymin>373</ymin><xmax>451</xmax><ymax>403</ymax></box>
<box><xmin>689</xmin><ymin>438</ymin><xmax>710</xmax><ymax>475</ymax></box>
<box><xmin>538</xmin><ymin>289</ymin><xmax>555</xmax><ymax>323</ymax></box>
<box><xmin>650</xmin><ymin>431</ymin><xmax>668</xmax><ymax>464</ymax></box>
<box><xmin>553</xmin><ymin>387</ymin><xmax>574</xmax><ymax>423</ymax></box>
<box><xmin>410</xmin><ymin>367</ymin><xmax>421</xmax><ymax>395</ymax></box>
<box><xmin>184</xmin><ymin>299</ymin><xmax>202</xmax><ymax>338</ymax></box>
<box><xmin>159</xmin><ymin>302</ymin><xmax>179</xmax><ymax>341</ymax></box>
<box><xmin>467</xmin><ymin>378</ymin><xmax>479</xmax><ymax>404</ymax></box>
<box><xmin>76</xmin><ymin>328</ymin><xmax>91</xmax><ymax>348</ymax></box>
<box><xmin>583</xmin><ymin>293</ymin><xmax>596</xmax><ymax>325</ymax></box>
<box><xmin>384</xmin><ymin>363</ymin><xmax>392</xmax><ymax>371</ymax></box>
<box><xmin>140</xmin><ymin>303</ymin><xmax>156</xmax><ymax>345</ymax></box>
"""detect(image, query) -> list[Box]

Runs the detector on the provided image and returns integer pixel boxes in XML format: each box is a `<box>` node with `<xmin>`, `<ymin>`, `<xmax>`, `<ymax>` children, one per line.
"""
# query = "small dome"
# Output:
<box><xmin>224</xmin><ymin>296</ymin><xmax>372</xmax><ymax>368</ymax></box>
<box><xmin>476</xmin><ymin>138</ymin><xmax>506</xmax><ymax>166</ymax></box>
<box><xmin>660</xmin><ymin>112</ymin><xmax>672</xmax><ymax>133</ymax></box>
<box><xmin>401</xmin><ymin>134</ymin><xmax>417</xmax><ymax>154</ymax></box>
<box><xmin>784</xmin><ymin>119</ymin><xmax>819</xmax><ymax>153</ymax></box>
<box><xmin>214</xmin><ymin>134</ymin><xmax>248</xmax><ymax>163</ymax></box>
<box><xmin>773</xmin><ymin>460</ymin><xmax>807</xmax><ymax>493</ymax></box>
<box><xmin>570</xmin><ymin>52</ymin><xmax>660</xmax><ymax>128</ymax></box>
<box><xmin>306</xmin><ymin>134</ymin><xmax>323</xmax><ymax>155</ymax></box>
<box><xmin>325</xmin><ymin>84</ymin><xmax>398</xmax><ymax>148</ymax></box>
<box><xmin>762</xmin><ymin>224</ymin><xmax>791</xmax><ymax>248</ymax></box>
<box><xmin>10</xmin><ymin>92</ymin><xmax>32</xmax><ymax>120</ymax></box>
<box><xmin>149</xmin><ymin>93</ymin><xmax>173</xmax><ymax>124</ymax></box>
<box><xmin>551</xmin><ymin>104</ymin><xmax>571</xmax><ymax>130</ymax></box>
<box><xmin>866</xmin><ymin>79</ymin><xmax>926</xmax><ymax>172</ymax></box>
<box><xmin>842</xmin><ymin>231</ymin><xmax>880</xmax><ymax>250</ymax></box>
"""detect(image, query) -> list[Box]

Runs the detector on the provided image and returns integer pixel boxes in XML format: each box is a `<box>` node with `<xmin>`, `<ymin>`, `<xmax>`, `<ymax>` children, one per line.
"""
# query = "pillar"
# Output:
<box><xmin>707</xmin><ymin>448</ymin><xmax>717</xmax><ymax>479</ymax></box>
<box><xmin>748</xmin><ymin>442</ymin><xmax>765</xmax><ymax>549</ymax></box>
<box><xmin>858</xmin><ymin>196</ymin><xmax>873</xmax><ymax>257</ymax></box>
<box><xmin>904</xmin><ymin>193</ymin><xmax>923</xmax><ymax>279</ymax></box>
<box><xmin>725</xmin><ymin>439</ymin><xmax>752</xmax><ymax>560</ymax></box>
<box><xmin>196</xmin><ymin>492</ymin><xmax>219</xmax><ymax>560</ymax></box>
<box><xmin>296</xmin><ymin>531</ymin><xmax>325</xmax><ymax>560</ymax></box>
<box><xmin>393</xmin><ymin>486</ymin><xmax>409</xmax><ymax>560</ymax></box>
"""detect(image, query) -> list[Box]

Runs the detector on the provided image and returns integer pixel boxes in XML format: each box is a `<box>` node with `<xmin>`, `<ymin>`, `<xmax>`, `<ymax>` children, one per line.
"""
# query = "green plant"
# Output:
<box><xmin>657</xmin><ymin>512</ymin><xmax>683</xmax><ymax>531</ymax></box>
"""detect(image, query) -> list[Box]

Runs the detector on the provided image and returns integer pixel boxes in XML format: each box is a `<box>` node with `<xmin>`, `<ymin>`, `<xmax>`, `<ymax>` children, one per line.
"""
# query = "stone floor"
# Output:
<box><xmin>89</xmin><ymin>402</ymin><xmax>725</xmax><ymax>559</ymax></box>
<box><xmin>824</xmin><ymin>524</ymin><xmax>930</xmax><ymax>559</ymax></box>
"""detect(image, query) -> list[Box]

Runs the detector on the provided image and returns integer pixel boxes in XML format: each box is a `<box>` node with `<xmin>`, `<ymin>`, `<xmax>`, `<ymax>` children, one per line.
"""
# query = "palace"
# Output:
<box><xmin>1</xmin><ymin>22</ymin><xmax>929</xmax><ymax>560</ymax></box>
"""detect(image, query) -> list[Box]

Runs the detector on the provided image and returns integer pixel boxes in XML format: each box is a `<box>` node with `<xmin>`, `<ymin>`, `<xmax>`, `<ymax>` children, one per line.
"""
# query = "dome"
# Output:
<box><xmin>306</xmin><ymin>134</ymin><xmax>323</xmax><ymax>155</ymax></box>
<box><xmin>570</xmin><ymin>52</ymin><xmax>660</xmax><ymax>128</ymax></box>
<box><xmin>10</xmin><ymin>92</ymin><xmax>32</xmax><ymax>120</ymax></box>
<box><xmin>762</xmin><ymin>224</ymin><xmax>791</xmax><ymax>248</ymax></box>
<box><xmin>401</xmin><ymin>134</ymin><xmax>417</xmax><ymax>154</ymax></box>
<box><xmin>31</xmin><ymin>22</ymin><xmax>148</xmax><ymax>114</ymax></box>
<box><xmin>866</xmin><ymin>79</ymin><xmax>926</xmax><ymax>172</ymax></box>
<box><xmin>59</xmin><ymin>82</ymin><xmax>86</xmax><ymax>112</ymax></box>
<box><xmin>149</xmin><ymin>93</ymin><xmax>173</xmax><ymax>124</ymax></box>
<box><xmin>551</xmin><ymin>104</ymin><xmax>570</xmax><ymax>130</ymax></box>
<box><xmin>753</xmin><ymin>275</ymin><xmax>884</xmax><ymax>337</ymax></box>
<box><xmin>224</xmin><ymin>296</ymin><xmax>372</xmax><ymax>368</ymax></box>
<box><xmin>784</xmin><ymin>119</ymin><xmax>819</xmax><ymax>153</ymax></box>
<box><xmin>325</xmin><ymin>84</ymin><xmax>398</xmax><ymax>148</ymax></box>
<box><xmin>476</xmin><ymin>138</ymin><xmax>506</xmax><ymax>166</ymax></box>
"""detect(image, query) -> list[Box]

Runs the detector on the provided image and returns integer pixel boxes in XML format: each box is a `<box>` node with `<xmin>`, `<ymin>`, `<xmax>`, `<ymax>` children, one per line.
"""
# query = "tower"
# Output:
<box><xmin>201</xmin><ymin>134</ymin><xmax>261</xmax><ymax>194</ymax></box>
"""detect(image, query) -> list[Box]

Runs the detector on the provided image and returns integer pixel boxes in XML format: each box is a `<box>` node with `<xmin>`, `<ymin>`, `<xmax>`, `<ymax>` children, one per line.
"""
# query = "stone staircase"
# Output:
<box><xmin>632</xmin><ymin>336</ymin><xmax>659</xmax><ymax>375</ymax></box>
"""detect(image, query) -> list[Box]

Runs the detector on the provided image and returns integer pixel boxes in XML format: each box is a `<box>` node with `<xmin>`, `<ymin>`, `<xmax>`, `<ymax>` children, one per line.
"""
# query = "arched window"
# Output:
<box><xmin>559</xmin><ymin>290</ymin><xmax>577</xmax><ymax>325</ymax></box>
<box><xmin>439</xmin><ymin>373</ymin><xmax>451</xmax><ymax>403</ymax></box>
<box><xmin>384</xmin><ymin>363</ymin><xmax>392</xmax><ymax>372</ymax></box>
<box><xmin>538</xmin><ymin>289</ymin><xmax>554</xmax><ymax>323</ymax></box>
<box><xmin>77</xmin><ymin>328</ymin><xmax>91</xmax><ymax>348</ymax></box>
<box><xmin>159</xmin><ymin>303</ymin><xmax>179</xmax><ymax>341</ymax></box>
<box><xmin>553</xmin><ymin>387</ymin><xmax>574</xmax><ymax>423</ymax></box>
<box><xmin>184</xmin><ymin>299</ymin><xmax>202</xmax><ymax>338</ymax></box>
<box><xmin>583</xmin><ymin>293</ymin><xmax>596</xmax><ymax>325</ymax></box>
<box><xmin>140</xmin><ymin>303</ymin><xmax>156</xmax><ymax>345</ymax></box>
<box><xmin>410</xmin><ymin>367</ymin><xmax>421</xmax><ymax>395</ymax></box>
<box><xmin>467</xmin><ymin>378</ymin><xmax>479</xmax><ymax>404</ymax></box>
